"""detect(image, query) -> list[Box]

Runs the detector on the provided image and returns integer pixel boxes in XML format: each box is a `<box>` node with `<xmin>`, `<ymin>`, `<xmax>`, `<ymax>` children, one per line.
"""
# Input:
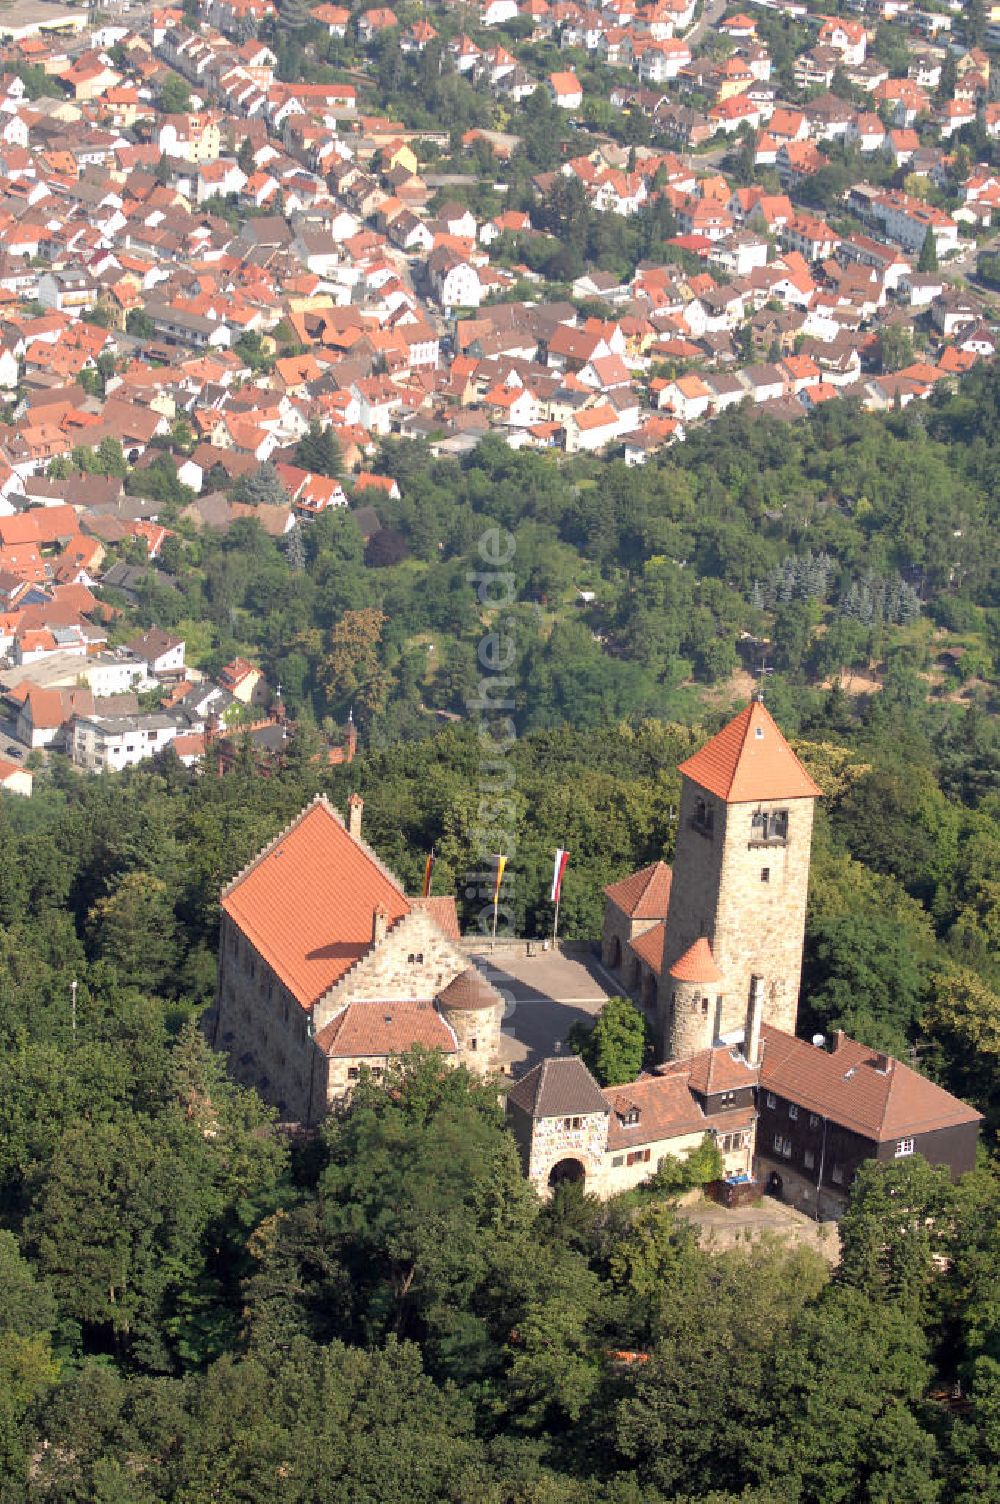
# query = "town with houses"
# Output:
<box><xmin>0</xmin><ymin>0</ymin><xmax>994</xmax><ymax>778</ymax></box>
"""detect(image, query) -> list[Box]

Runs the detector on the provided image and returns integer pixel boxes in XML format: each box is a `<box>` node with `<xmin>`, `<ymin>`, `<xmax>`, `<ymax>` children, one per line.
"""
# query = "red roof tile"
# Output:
<box><xmin>604</xmin><ymin>860</ymin><xmax>672</xmax><ymax>919</ymax></box>
<box><xmin>759</xmin><ymin>1025</ymin><xmax>982</xmax><ymax>1142</ymax></box>
<box><xmin>677</xmin><ymin>700</ymin><xmax>822</xmax><ymax>803</ymax></box>
<box><xmin>668</xmin><ymin>937</ymin><xmax>723</xmax><ymax>983</ymax></box>
<box><xmin>221</xmin><ymin>796</ymin><xmax>410</xmax><ymax>1008</ymax></box>
<box><xmin>315</xmin><ymin>999</ymin><xmax>456</xmax><ymax>1058</ymax></box>
<box><xmin>603</xmin><ymin>1070</ymin><xmax>755</xmax><ymax>1150</ymax></box>
<box><xmin>629</xmin><ymin>920</ymin><xmax>666</xmax><ymax>976</ymax></box>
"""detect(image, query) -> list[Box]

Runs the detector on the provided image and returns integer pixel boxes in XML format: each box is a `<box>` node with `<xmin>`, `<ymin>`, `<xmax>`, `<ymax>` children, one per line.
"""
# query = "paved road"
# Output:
<box><xmin>686</xmin><ymin>0</ymin><xmax>729</xmax><ymax>51</ymax></box>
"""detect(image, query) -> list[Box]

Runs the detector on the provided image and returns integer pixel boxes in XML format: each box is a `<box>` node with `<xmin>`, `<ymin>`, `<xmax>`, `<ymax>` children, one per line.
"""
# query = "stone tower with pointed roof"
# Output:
<box><xmin>659</xmin><ymin>699</ymin><xmax>821</xmax><ymax>1061</ymax></box>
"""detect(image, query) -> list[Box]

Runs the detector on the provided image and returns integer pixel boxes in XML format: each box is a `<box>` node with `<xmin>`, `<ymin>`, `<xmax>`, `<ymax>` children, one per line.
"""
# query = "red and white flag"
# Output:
<box><xmin>550</xmin><ymin>848</ymin><xmax>569</xmax><ymax>904</ymax></box>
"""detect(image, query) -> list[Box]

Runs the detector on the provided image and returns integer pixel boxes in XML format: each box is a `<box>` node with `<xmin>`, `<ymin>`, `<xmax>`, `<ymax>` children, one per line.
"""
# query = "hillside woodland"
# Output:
<box><xmin>0</xmin><ymin>329</ymin><xmax>997</xmax><ymax>1504</ymax></box>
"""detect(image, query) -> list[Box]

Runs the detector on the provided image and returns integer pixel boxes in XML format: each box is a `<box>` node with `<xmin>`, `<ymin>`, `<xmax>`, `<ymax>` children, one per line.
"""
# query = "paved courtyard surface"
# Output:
<box><xmin>467</xmin><ymin>945</ymin><xmax>624</xmax><ymax>1075</ymax></box>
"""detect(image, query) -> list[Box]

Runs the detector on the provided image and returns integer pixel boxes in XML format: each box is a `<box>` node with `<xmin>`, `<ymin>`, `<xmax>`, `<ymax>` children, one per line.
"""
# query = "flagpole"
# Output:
<box><xmin>552</xmin><ymin>888</ymin><xmax>561</xmax><ymax>947</ymax></box>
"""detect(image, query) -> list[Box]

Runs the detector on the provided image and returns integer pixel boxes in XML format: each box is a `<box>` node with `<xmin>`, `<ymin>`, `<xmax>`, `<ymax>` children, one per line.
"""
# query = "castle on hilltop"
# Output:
<box><xmin>211</xmin><ymin>793</ymin><xmax>503</xmax><ymax>1123</ymax></box>
<box><xmin>601</xmin><ymin>698</ymin><xmax>821</xmax><ymax>1061</ymax></box>
<box><xmin>511</xmin><ymin>700</ymin><xmax>979</xmax><ymax>1211</ymax></box>
<box><xmin>212</xmin><ymin>703</ymin><xmax>980</xmax><ymax>1216</ymax></box>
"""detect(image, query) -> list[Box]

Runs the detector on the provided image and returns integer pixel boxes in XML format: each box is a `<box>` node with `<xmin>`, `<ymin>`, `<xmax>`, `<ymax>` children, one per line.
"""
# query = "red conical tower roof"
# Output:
<box><xmin>677</xmin><ymin>700</ymin><xmax>822</xmax><ymax>804</ymax></box>
<box><xmin>669</xmin><ymin>937</ymin><xmax>724</xmax><ymax>984</ymax></box>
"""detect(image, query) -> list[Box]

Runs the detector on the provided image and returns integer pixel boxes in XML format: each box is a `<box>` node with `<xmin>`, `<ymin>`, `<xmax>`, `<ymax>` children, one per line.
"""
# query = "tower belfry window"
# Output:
<box><xmin>693</xmin><ymin>797</ymin><xmax>714</xmax><ymax>836</ymax></box>
<box><xmin>750</xmin><ymin>809</ymin><xmax>788</xmax><ymax>846</ymax></box>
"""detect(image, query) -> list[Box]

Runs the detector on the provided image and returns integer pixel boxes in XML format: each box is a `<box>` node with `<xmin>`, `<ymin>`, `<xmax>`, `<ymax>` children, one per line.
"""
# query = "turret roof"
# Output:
<box><xmin>668</xmin><ymin>937</ymin><xmax>724</xmax><ymax>984</ymax></box>
<box><xmin>676</xmin><ymin>699</ymin><xmax>822</xmax><ymax>803</ymax></box>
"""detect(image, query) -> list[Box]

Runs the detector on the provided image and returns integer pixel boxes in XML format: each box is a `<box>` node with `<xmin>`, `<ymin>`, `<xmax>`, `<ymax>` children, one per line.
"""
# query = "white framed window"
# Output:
<box><xmin>809</xmin><ymin>1113</ymin><xmax>820</xmax><ymax>1129</ymax></box>
<box><xmin>766</xmin><ymin>1092</ymin><xmax>776</xmax><ymax>1109</ymax></box>
<box><xmin>895</xmin><ymin>1138</ymin><xmax>915</xmax><ymax>1158</ymax></box>
<box><xmin>788</xmin><ymin>1104</ymin><xmax>799</xmax><ymax>1120</ymax></box>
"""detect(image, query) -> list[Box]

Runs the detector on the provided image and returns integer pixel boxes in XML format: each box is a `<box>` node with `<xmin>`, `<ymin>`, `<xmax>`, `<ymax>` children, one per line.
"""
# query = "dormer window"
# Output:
<box><xmin>620</xmin><ymin>1105</ymin><xmax>641</xmax><ymax>1127</ymax></box>
<box><xmin>750</xmin><ymin>809</ymin><xmax>788</xmax><ymax>846</ymax></box>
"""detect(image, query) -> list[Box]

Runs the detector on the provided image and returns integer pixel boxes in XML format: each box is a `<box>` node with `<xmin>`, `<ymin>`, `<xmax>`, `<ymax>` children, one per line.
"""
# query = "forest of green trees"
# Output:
<box><xmin>1</xmin><ymin>301</ymin><xmax>998</xmax><ymax>1504</ymax></box>
<box><xmin>0</xmin><ymin>647</ymin><xmax>995</xmax><ymax>1498</ymax></box>
<box><xmin>114</xmin><ymin>362</ymin><xmax>1000</xmax><ymax>750</ymax></box>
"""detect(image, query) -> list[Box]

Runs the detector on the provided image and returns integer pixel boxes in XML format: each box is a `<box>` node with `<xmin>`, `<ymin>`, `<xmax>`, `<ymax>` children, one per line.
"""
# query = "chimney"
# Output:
<box><xmin>873</xmin><ymin>1051</ymin><xmax>894</xmax><ymax>1075</ymax></box>
<box><xmin>745</xmin><ymin>974</ymin><xmax>764</xmax><ymax>1067</ymax></box>
<box><xmin>832</xmin><ymin>1029</ymin><xmax>846</xmax><ymax>1054</ymax></box>
<box><xmin>372</xmin><ymin>904</ymin><xmax>387</xmax><ymax>945</ymax></box>
<box><xmin>345</xmin><ymin>709</ymin><xmax>357</xmax><ymax>763</ymax></box>
<box><xmin>348</xmin><ymin>792</ymin><xmax>363</xmax><ymax>840</ymax></box>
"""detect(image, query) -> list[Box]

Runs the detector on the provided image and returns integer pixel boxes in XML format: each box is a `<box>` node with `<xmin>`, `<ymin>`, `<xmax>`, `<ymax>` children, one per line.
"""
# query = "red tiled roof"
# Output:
<box><xmin>668</xmin><ymin>937</ymin><xmax>723</xmax><ymax>983</ymax></box>
<box><xmin>437</xmin><ymin>966</ymin><xmax>502</xmax><ymax>1012</ymax></box>
<box><xmin>411</xmin><ymin>894</ymin><xmax>461</xmax><ymax>941</ymax></box>
<box><xmin>221</xmin><ymin>796</ymin><xmax>410</xmax><ymax>1008</ymax></box>
<box><xmin>603</xmin><ymin>1070</ymin><xmax>755</xmax><ymax>1150</ymax></box>
<box><xmin>629</xmin><ymin>920</ymin><xmax>666</xmax><ymax>976</ymax></box>
<box><xmin>759</xmin><ymin>1025</ymin><xmax>982</xmax><ymax>1142</ymax></box>
<box><xmin>314</xmin><ymin>998</ymin><xmax>456</xmax><ymax>1059</ymax></box>
<box><xmin>677</xmin><ymin>700</ymin><xmax>822</xmax><ymax>803</ymax></box>
<box><xmin>659</xmin><ymin>1044</ymin><xmax>758</xmax><ymax>1096</ymax></box>
<box><xmin>604</xmin><ymin>860</ymin><xmax>672</xmax><ymax>919</ymax></box>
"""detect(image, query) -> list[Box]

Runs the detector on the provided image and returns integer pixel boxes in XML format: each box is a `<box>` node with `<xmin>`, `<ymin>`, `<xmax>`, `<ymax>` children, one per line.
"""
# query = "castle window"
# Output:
<box><xmin>809</xmin><ymin>1113</ymin><xmax>820</xmax><ymax>1129</ymax></box>
<box><xmin>407</xmin><ymin>952</ymin><xmax>424</xmax><ymax>965</ymax></box>
<box><xmin>831</xmin><ymin>1164</ymin><xmax>844</xmax><ymax>1184</ymax></box>
<box><xmin>773</xmin><ymin>1134</ymin><xmax>792</xmax><ymax>1158</ymax></box>
<box><xmin>766</xmin><ymin>1092</ymin><xmax>776</xmax><ymax>1109</ymax></box>
<box><xmin>895</xmin><ymin>1137</ymin><xmax>914</xmax><ymax>1158</ymax></box>
<box><xmin>750</xmin><ymin>809</ymin><xmax>788</xmax><ymax>846</ymax></box>
<box><xmin>804</xmin><ymin>1149</ymin><xmax>815</xmax><ymax>1171</ymax></box>
<box><xmin>701</xmin><ymin>997</ymin><xmax>709</xmax><ymax>1015</ymax></box>
<box><xmin>761</xmin><ymin>867</ymin><xmax>770</xmax><ymax>883</ymax></box>
<box><xmin>470</xmin><ymin>1038</ymin><xmax>478</xmax><ymax>1050</ymax></box>
<box><xmin>693</xmin><ymin>798</ymin><xmax>714</xmax><ymax>837</ymax></box>
<box><xmin>563</xmin><ymin>1116</ymin><xmax>583</xmax><ymax>1131</ymax></box>
<box><xmin>626</xmin><ymin>1149</ymin><xmax>651</xmax><ymax>1166</ymax></box>
<box><xmin>788</xmin><ymin>1104</ymin><xmax>798</xmax><ymax>1120</ymax></box>
<box><xmin>347</xmin><ymin>1067</ymin><xmax>359</xmax><ymax>1080</ymax></box>
<box><xmin>612</xmin><ymin>1155</ymin><xmax>623</xmax><ymax>1167</ymax></box>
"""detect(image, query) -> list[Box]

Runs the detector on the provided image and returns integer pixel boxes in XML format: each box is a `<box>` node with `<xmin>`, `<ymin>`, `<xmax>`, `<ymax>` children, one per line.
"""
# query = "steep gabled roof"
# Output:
<box><xmin>677</xmin><ymin>699</ymin><xmax>822</xmax><ymax>803</ymax></box>
<box><xmin>221</xmin><ymin>796</ymin><xmax>410</xmax><ymax>1009</ymax></box>
<box><xmin>604</xmin><ymin>860</ymin><xmax>672</xmax><ymax>919</ymax></box>
<box><xmin>629</xmin><ymin>919</ymin><xmax>666</xmax><ymax>976</ymax></box>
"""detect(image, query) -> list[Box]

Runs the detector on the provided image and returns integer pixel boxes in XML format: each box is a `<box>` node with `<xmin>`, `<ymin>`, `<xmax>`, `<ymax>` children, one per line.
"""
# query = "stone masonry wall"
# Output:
<box><xmin>667</xmin><ymin>976</ymin><xmax>725</xmax><ymax>1061</ymax></box>
<box><xmin>658</xmin><ymin>780</ymin><xmax>814</xmax><ymax>1059</ymax></box>
<box><xmin>214</xmin><ymin>912</ymin><xmax>316</xmax><ymax>1121</ymax></box>
<box><xmin>312</xmin><ymin>910</ymin><xmax>468</xmax><ymax>1032</ymax></box>
<box><xmin>712</xmin><ymin>797</ymin><xmax>814</xmax><ymax>1040</ymax></box>
<box><xmin>441</xmin><ymin>1001</ymin><xmax>504</xmax><ymax>1075</ymax></box>
<box><xmin>527</xmin><ymin>1111</ymin><xmax>609</xmax><ymax>1195</ymax></box>
<box><xmin>601</xmin><ymin>902</ymin><xmax>658</xmax><ymax>971</ymax></box>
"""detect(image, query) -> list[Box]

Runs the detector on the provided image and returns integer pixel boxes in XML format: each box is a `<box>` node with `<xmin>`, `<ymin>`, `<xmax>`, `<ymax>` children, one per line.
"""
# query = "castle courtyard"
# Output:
<box><xmin>467</xmin><ymin>944</ymin><xmax>630</xmax><ymax>1074</ymax></box>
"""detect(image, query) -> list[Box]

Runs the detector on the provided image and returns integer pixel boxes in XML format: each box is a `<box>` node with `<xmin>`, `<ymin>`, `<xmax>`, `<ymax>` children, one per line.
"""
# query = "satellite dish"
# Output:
<box><xmin>812</xmin><ymin>1033</ymin><xmax>826</xmax><ymax>1049</ymax></box>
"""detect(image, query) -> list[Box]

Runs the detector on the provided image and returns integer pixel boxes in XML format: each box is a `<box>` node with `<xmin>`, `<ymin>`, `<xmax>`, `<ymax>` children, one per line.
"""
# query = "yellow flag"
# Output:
<box><xmin>492</xmin><ymin>854</ymin><xmax>507</xmax><ymax>906</ymax></box>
